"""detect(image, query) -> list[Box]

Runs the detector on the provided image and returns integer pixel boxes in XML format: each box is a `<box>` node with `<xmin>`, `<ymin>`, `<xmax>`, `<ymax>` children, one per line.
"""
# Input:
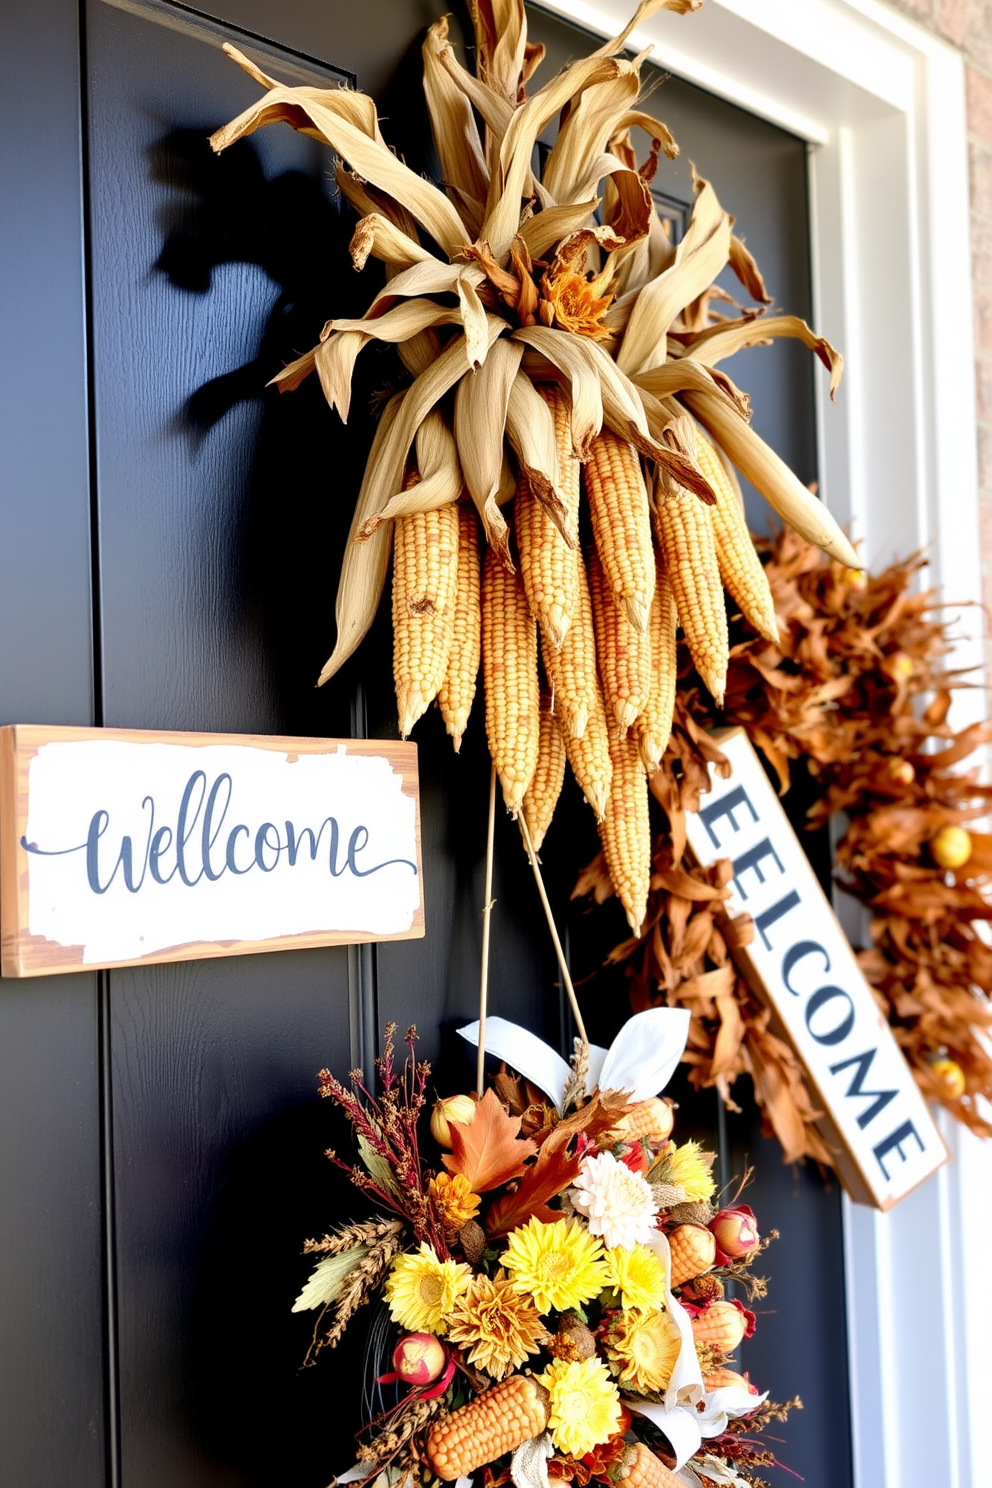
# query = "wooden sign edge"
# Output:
<box><xmin>688</xmin><ymin>725</ymin><xmax>950</xmax><ymax>1209</ymax></box>
<box><xmin>0</xmin><ymin>723</ymin><xmax>425</xmax><ymax>978</ymax></box>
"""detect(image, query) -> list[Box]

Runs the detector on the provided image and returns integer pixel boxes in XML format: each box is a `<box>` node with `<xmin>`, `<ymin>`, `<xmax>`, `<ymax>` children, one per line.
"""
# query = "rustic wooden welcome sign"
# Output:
<box><xmin>685</xmin><ymin>727</ymin><xmax>947</xmax><ymax>1210</ymax></box>
<box><xmin>0</xmin><ymin>725</ymin><xmax>424</xmax><ymax>977</ymax></box>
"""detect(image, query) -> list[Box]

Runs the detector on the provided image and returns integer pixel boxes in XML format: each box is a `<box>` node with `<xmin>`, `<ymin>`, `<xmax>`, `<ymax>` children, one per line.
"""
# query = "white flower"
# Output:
<box><xmin>569</xmin><ymin>1150</ymin><xmax>659</xmax><ymax>1250</ymax></box>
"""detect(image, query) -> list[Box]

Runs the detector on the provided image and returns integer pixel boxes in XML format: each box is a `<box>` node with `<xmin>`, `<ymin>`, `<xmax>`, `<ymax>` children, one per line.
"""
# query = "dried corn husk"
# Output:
<box><xmin>213</xmin><ymin>0</ymin><xmax>856</xmax><ymax>854</ymax></box>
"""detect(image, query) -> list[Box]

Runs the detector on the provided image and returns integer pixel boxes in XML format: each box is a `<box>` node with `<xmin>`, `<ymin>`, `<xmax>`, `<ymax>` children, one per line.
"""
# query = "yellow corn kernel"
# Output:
<box><xmin>654</xmin><ymin>485</ymin><xmax>728</xmax><ymax>707</ymax></box>
<box><xmin>426</xmin><ymin>1376</ymin><xmax>550</xmax><ymax>1481</ymax></box>
<box><xmin>438</xmin><ymin>503</ymin><xmax>482</xmax><ymax>751</ymax></box>
<box><xmin>588</xmin><ymin>544</ymin><xmax>652</xmax><ymax>733</ymax></box>
<box><xmin>522</xmin><ymin>694</ymin><xmax>567</xmax><ymax>851</ymax></box>
<box><xmin>517</xmin><ymin>387</ymin><xmax>581</xmax><ymax>649</ymax></box>
<box><xmin>617</xmin><ymin>1442</ymin><xmax>684</xmax><ymax>1488</ymax></box>
<box><xmin>392</xmin><ymin>496</ymin><xmax>460</xmax><ymax>737</ymax></box>
<box><xmin>598</xmin><ymin>727</ymin><xmax>651</xmax><ymax>936</ymax></box>
<box><xmin>695</xmin><ymin>431</ymin><xmax>778</xmax><ymax>644</ymax></box>
<box><xmin>583</xmin><ymin>428</ymin><xmax>655</xmax><ymax>632</ymax></box>
<box><xmin>541</xmin><ymin>555</ymin><xmax>600</xmax><ymax>739</ymax></box>
<box><xmin>482</xmin><ymin>541</ymin><xmax>541</xmax><ymax>814</ymax></box>
<box><xmin>634</xmin><ymin>568</ymin><xmax>677</xmax><ymax>774</ymax></box>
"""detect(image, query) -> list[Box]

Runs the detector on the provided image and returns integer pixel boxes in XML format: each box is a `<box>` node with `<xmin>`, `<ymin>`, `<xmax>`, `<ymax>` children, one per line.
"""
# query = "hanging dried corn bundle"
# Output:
<box><xmin>211</xmin><ymin>0</ymin><xmax>853</xmax><ymax>914</ymax></box>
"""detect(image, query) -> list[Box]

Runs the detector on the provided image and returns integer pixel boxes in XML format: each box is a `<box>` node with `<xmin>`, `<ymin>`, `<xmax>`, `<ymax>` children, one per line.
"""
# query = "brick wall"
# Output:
<box><xmin>884</xmin><ymin>0</ymin><xmax>992</xmax><ymax>626</ymax></box>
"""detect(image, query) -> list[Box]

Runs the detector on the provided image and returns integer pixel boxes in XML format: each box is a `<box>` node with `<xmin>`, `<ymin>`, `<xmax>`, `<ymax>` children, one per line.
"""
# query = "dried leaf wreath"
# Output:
<box><xmin>579</xmin><ymin>528</ymin><xmax>992</xmax><ymax>1162</ymax></box>
<box><xmin>210</xmin><ymin>0</ymin><xmax>858</xmax><ymax>944</ymax></box>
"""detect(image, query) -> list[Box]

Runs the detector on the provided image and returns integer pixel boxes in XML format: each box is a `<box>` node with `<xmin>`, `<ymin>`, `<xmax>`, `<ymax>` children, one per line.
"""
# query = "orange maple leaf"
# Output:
<box><xmin>441</xmin><ymin>1089</ymin><xmax>537</xmax><ymax>1193</ymax></box>
<box><xmin>485</xmin><ymin>1089</ymin><xmax>635</xmax><ymax>1235</ymax></box>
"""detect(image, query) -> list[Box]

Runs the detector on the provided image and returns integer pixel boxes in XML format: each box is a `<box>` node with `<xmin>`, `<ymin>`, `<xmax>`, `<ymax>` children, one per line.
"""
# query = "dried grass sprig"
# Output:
<box><xmin>304</xmin><ymin>1224</ymin><xmax>406</xmax><ymax>1364</ymax></box>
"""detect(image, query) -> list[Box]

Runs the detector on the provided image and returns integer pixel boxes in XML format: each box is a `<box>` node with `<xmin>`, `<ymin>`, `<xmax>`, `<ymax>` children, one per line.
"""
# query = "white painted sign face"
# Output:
<box><xmin>684</xmin><ymin>727</ymin><xmax>947</xmax><ymax>1210</ymax></box>
<box><xmin>0</xmin><ymin>726</ymin><xmax>424</xmax><ymax>977</ymax></box>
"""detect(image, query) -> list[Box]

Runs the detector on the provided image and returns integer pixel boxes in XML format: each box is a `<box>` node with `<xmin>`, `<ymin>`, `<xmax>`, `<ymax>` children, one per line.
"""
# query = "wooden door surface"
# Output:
<box><xmin>0</xmin><ymin>2</ymin><xmax>852</xmax><ymax>1484</ymax></box>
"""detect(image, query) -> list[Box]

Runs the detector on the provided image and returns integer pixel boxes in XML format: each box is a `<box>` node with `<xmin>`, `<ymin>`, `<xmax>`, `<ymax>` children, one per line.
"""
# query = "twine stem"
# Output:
<box><xmin>518</xmin><ymin>811</ymin><xmax>589</xmax><ymax>1049</ymax></box>
<box><xmin>477</xmin><ymin>761</ymin><xmax>498</xmax><ymax>1094</ymax></box>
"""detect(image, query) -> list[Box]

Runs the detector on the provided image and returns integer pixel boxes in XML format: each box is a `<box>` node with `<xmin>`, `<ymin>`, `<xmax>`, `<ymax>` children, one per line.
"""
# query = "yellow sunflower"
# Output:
<box><xmin>539</xmin><ymin>1357</ymin><xmax>623</xmax><ymax>1457</ymax></box>
<box><xmin>502</xmin><ymin>1217</ymin><xmax>607</xmax><ymax>1315</ymax></box>
<box><xmin>383</xmin><ymin>1243</ymin><xmax>471</xmax><ymax>1335</ymax></box>
<box><xmin>603</xmin><ymin>1308</ymin><xmax>683</xmax><ymax>1395</ymax></box>
<box><xmin>447</xmin><ymin>1270</ymin><xmax>547</xmax><ymax>1379</ymax></box>
<box><xmin>601</xmin><ymin>1243</ymin><xmax>667</xmax><ymax>1313</ymax></box>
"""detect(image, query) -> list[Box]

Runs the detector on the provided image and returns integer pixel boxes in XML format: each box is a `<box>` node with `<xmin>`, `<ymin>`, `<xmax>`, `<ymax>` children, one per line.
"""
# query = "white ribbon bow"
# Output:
<box><xmin>456</xmin><ymin>1007</ymin><xmax>691</xmax><ymax>1113</ymax></box>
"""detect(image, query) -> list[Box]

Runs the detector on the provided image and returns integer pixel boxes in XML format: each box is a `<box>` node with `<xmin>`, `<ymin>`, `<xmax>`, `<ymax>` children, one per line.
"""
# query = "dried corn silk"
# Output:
<box><xmin>522</xmin><ymin>696</ymin><xmax>567</xmax><ymax>850</ymax></box>
<box><xmin>517</xmin><ymin>386</ymin><xmax>581</xmax><ymax>649</ymax></box>
<box><xmin>587</xmin><ymin>544</ymin><xmax>651</xmax><ymax>733</ymax></box>
<box><xmin>482</xmin><ymin>543</ymin><xmax>540</xmax><ymax>814</ymax></box>
<box><xmin>583</xmin><ymin>428</ymin><xmax>655</xmax><ymax>632</ymax></box>
<box><xmin>393</xmin><ymin>501</ymin><xmax>460</xmax><ymax>737</ymax></box>
<box><xmin>438</xmin><ymin>503</ymin><xmax>482</xmax><ymax>750</ymax></box>
<box><xmin>599</xmin><ymin>728</ymin><xmax>651</xmax><ymax>936</ymax></box>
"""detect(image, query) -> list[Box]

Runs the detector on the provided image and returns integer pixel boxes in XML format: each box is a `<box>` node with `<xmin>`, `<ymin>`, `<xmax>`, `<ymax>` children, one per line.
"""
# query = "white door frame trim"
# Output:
<box><xmin>530</xmin><ymin>2</ymin><xmax>983</xmax><ymax>1484</ymax></box>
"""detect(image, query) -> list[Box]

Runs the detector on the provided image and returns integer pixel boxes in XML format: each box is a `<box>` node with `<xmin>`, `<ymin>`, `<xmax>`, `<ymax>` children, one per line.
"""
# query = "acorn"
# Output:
<box><xmin>931</xmin><ymin>825</ymin><xmax>972</xmax><ymax>871</ymax></box>
<box><xmin>931</xmin><ymin>1057</ymin><xmax>966</xmax><ymax>1100</ymax></box>
<box><xmin>668</xmin><ymin>1224</ymin><xmax>717</xmax><ymax>1287</ymax></box>
<box><xmin>710</xmin><ymin>1205</ymin><xmax>760</xmax><ymax>1260</ymax></box>
<box><xmin>459</xmin><ymin>1219</ymin><xmax>487</xmax><ymax>1264</ymax></box>
<box><xmin>390</xmin><ymin>1333</ymin><xmax>447</xmax><ymax>1386</ymax></box>
<box><xmin>431</xmin><ymin>1094</ymin><xmax>477</xmax><ymax>1149</ymax></box>
<box><xmin>546</xmin><ymin>1312</ymin><xmax>596</xmax><ymax>1362</ymax></box>
<box><xmin>679</xmin><ymin>1274</ymin><xmax>725</xmax><ymax>1306</ymax></box>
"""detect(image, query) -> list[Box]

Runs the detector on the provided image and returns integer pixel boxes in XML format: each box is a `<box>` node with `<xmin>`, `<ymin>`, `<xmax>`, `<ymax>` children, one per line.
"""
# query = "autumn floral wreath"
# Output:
<box><xmin>293</xmin><ymin>1020</ymin><xmax>795</xmax><ymax>1488</ymax></box>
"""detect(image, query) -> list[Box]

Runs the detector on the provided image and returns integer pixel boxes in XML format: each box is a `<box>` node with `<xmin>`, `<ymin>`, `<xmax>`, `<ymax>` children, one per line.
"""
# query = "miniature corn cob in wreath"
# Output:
<box><xmin>293</xmin><ymin>1019</ymin><xmax>795</xmax><ymax>1488</ymax></box>
<box><xmin>210</xmin><ymin>0</ymin><xmax>851</xmax><ymax>934</ymax></box>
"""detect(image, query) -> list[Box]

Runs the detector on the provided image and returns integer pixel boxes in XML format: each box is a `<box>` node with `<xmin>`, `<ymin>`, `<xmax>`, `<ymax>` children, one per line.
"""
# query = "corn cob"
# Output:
<box><xmin>482</xmin><ymin>541</ymin><xmax>541</xmax><ymax>814</ymax></box>
<box><xmin>438</xmin><ymin>502</ymin><xmax>482</xmax><ymax>750</ymax></box>
<box><xmin>522</xmin><ymin>695</ymin><xmax>567</xmax><ymax>850</ymax></box>
<box><xmin>690</xmin><ymin>1300</ymin><xmax>748</xmax><ymax>1353</ymax></box>
<box><xmin>695</xmin><ymin>430</ymin><xmax>778</xmax><ymax>644</ymax></box>
<box><xmin>616</xmin><ymin>1443</ymin><xmax>684</xmax><ymax>1488</ymax></box>
<box><xmin>668</xmin><ymin>1224</ymin><xmax>717</xmax><ymax>1288</ymax></box>
<box><xmin>425</xmin><ymin>1375</ymin><xmax>550</xmax><ymax>1481</ymax></box>
<box><xmin>598</xmin><ymin>727</ymin><xmax>651</xmax><ymax>935</ymax></box>
<box><xmin>563</xmin><ymin>685</ymin><xmax>613</xmax><ymax>821</ymax></box>
<box><xmin>583</xmin><ymin>428</ymin><xmax>655</xmax><ymax>632</ymax></box>
<box><xmin>603</xmin><ymin>1096</ymin><xmax>675</xmax><ymax>1147</ymax></box>
<box><xmin>393</xmin><ymin>496</ymin><xmax>460</xmax><ymax>737</ymax></box>
<box><xmin>517</xmin><ymin>387</ymin><xmax>581</xmax><ymax>649</ymax></box>
<box><xmin>654</xmin><ymin>483</ymin><xmax>728</xmax><ymax>706</ymax></box>
<box><xmin>541</xmin><ymin>554</ymin><xmax>600</xmax><ymax>739</ymax></box>
<box><xmin>587</xmin><ymin>545</ymin><xmax>652</xmax><ymax>733</ymax></box>
<box><xmin>634</xmin><ymin>568</ymin><xmax>677</xmax><ymax>773</ymax></box>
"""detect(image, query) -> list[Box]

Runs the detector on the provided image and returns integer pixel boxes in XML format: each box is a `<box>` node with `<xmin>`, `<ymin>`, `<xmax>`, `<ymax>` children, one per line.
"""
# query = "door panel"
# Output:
<box><xmin>0</xmin><ymin>3</ymin><xmax>106</xmax><ymax>1484</ymax></box>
